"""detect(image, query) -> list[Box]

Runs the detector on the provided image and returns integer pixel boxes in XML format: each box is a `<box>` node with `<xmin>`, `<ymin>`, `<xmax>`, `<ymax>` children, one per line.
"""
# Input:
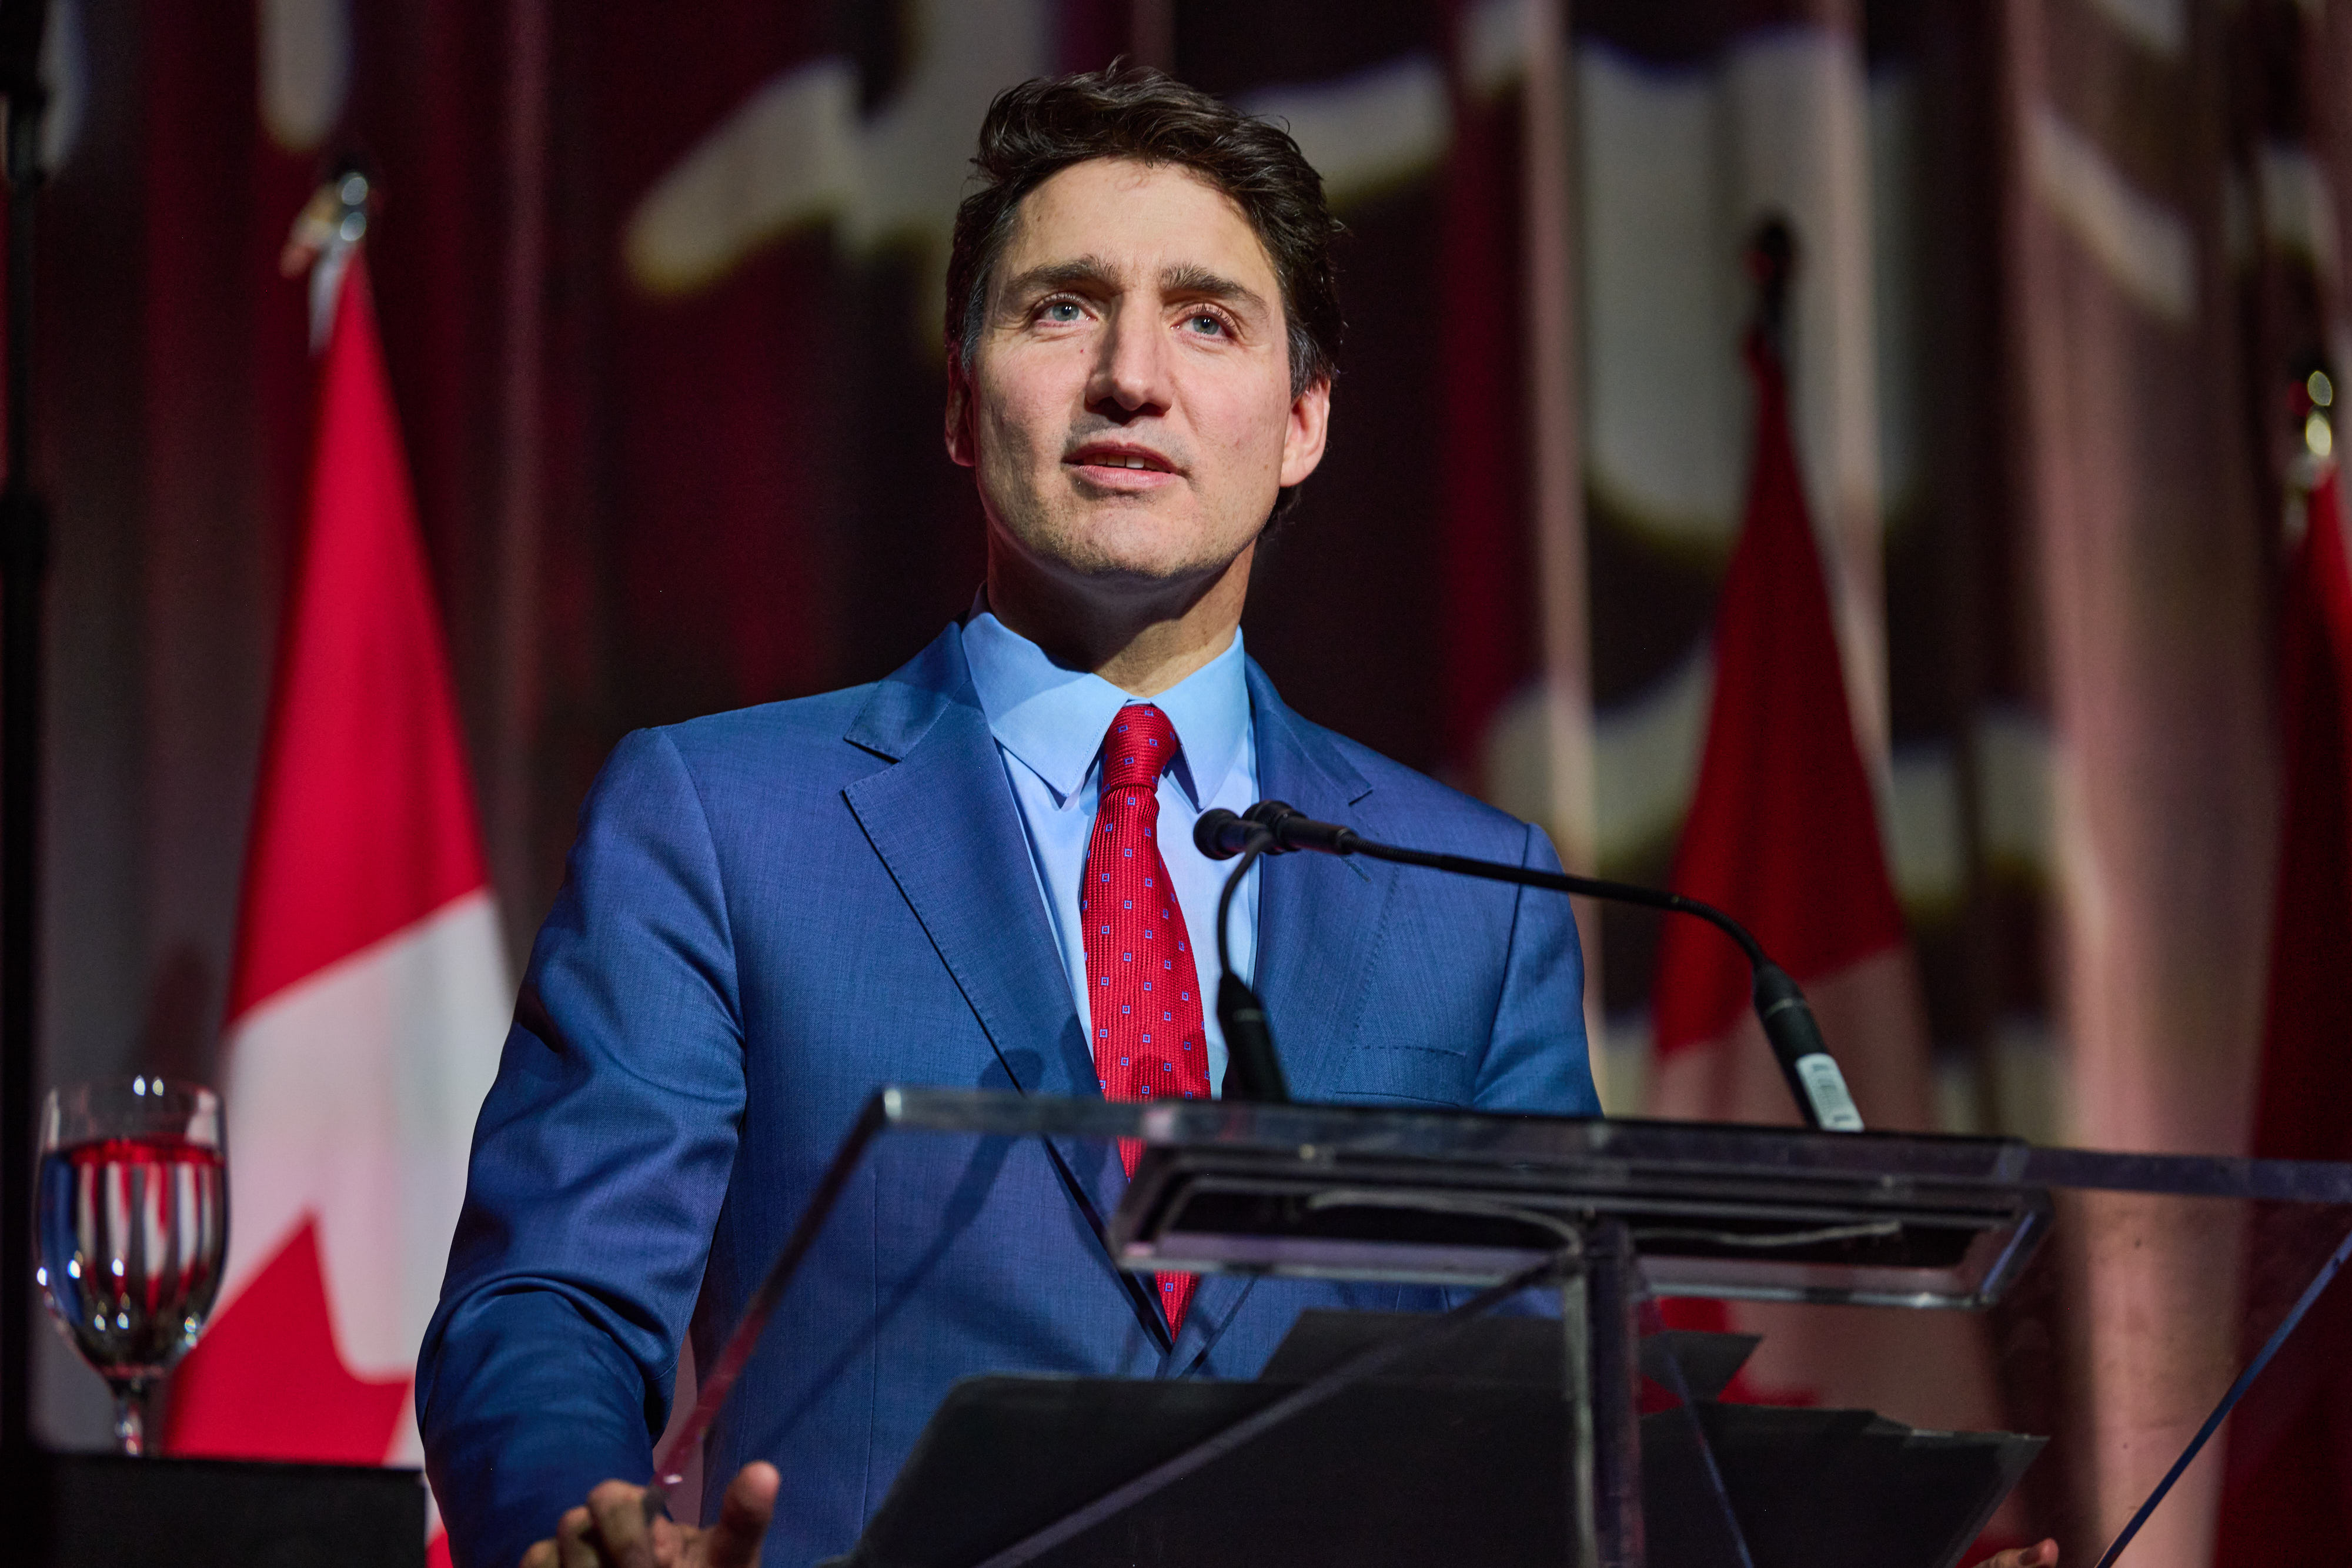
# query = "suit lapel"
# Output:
<box><xmin>1167</xmin><ymin>666</ymin><xmax>1395</xmax><ymax>1363</ymax></box>
<box><xmin>841</xmin><ymin>628</ymin><xmax>1131</xmax><ymax>1232</ymax></box>
<box><xmin>1243</xmin><ymin>661</ymin><xmax>1395</xmax><ymax>1103</ymax></box>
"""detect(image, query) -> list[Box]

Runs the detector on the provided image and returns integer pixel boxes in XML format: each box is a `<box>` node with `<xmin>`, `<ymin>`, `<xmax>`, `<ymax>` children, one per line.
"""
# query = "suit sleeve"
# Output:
<box><xmin>416</xmin><ymin>728</ymin><xmax>746</xmax><ymax>1568</ymax></box>
<box><xmin>1472</xmin><ymin>821</ymin><xmax>1603</xmax><ymax>1116</ymax></box>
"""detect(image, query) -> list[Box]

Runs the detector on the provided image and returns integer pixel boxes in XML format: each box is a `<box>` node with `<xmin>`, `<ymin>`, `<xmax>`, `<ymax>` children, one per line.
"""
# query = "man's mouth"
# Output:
<box><xmin>1064</xmin><ymin>443</ymin><xmax>1180</xmax><ymax>482</ymax></box>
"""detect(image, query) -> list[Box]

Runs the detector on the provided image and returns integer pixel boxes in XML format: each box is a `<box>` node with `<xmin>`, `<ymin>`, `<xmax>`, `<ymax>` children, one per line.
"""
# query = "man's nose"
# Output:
<box><xmin>1088</xmin><ymin>303</ymin><xmax>1173</xmax><ymax>416</ymax></box>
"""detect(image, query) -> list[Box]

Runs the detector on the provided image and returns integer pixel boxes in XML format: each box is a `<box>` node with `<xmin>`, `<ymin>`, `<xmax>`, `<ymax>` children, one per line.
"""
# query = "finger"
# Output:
<box><xmin>586</xmin><ymin>1479</ymin><xmax>660</xmax><ymax>1568</ymax></box>
<box><xmin>648</xmin><ymin>1516</ymin><xmax>690</xmax><ymax>1567</ymax></box>
<box><xmin>1976</xmin><ymin>1542</ymin><xmax>2059</xmax><ymax>1568</ymax></box>
<box><xmin>556</xmin><ymin>1505</ymin><xmax>604</xmax><ymax>1568</ymax></box>
<box><xmin>519</xmin><ymin>1539</ymin><xmax>560</xmax><ymax>1568</ymax></box>
<box><xmin>701</xmin><ymin>1462</ymin><xmax>780</xmax><ymax>1568</ymax></box>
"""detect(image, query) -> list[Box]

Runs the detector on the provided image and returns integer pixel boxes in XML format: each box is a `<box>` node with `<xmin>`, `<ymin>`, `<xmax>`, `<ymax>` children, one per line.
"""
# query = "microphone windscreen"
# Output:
<box><xmin>1194</xmin><ymin>808</ymin><xmax>1247</xmax><ymax>860</ymax></box>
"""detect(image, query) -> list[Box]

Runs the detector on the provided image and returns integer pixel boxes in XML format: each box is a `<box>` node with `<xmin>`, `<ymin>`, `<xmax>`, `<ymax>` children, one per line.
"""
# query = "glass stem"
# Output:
<box><xmin>112</xmin><ymin>1383</ymin><xmax>145</xmax><ymax>1456</ymax></box>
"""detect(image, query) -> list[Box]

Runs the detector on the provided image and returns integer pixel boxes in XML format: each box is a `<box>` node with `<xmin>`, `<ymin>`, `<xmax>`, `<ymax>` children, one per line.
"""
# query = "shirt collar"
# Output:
<box><xmin>960</xmin><ymin>601</ymin><xmax>1251</xmax><ymax>810</ymax></box>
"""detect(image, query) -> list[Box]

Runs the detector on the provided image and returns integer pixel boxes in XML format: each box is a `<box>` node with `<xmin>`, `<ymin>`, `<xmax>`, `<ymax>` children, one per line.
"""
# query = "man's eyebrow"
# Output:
<box><xmin>998</xmin><ymin>256</ymin><xmax>1121</xmax><ymax>300</ymax></box>
<box><xmin>1160</xmin><ymin>264</ymin><xmax>1269</xmax><ymax>313</ymax></box>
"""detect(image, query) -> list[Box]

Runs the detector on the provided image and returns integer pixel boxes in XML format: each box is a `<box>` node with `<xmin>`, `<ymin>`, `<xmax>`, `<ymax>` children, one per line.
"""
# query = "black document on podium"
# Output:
<box><xmin>827</xmin><ymin>1313</ymin><xmax>2042</xmax><ymax>1568</ymax></box>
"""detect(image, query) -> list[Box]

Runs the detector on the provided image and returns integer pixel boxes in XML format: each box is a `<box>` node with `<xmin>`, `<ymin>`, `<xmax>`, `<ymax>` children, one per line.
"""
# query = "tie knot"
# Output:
<box><xmin>1099</xmin><ymin>704</ymin><xmax>1178</xmax><ymax>795</ymax></box>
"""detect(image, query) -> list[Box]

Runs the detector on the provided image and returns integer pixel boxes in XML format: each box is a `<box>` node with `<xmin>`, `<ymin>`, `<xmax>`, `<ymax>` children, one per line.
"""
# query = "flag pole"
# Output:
<box><xmin>0</xmin><ymin>0</ymin><xmax>46</xmax><ymax>1469</ymax></box>
<box><xmin>0</xmin><ymin>0</ymin><xmax>47</xmax><ymax>1477</ymax></box>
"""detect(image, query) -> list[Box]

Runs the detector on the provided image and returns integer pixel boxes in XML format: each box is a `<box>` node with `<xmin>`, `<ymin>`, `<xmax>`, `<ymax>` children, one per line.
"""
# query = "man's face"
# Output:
<box><xmin>947</xmin><ymin>158</ymin><xmax>1330</xmax><ymax>601</ymax></box>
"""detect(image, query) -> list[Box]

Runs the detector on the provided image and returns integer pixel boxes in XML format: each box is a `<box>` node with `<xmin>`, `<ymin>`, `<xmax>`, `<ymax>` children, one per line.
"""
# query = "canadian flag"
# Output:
<box><xmin>161</xmin><ymin>245</ymin><xmax>509</xmax><ymax>1540</ymax></box>
<box><xmin>1645</xmin><ymin>325</ymin><xmax>2004</xmax><ymax>1440</ymax></box>
<box><xmin>2213</xmin><ymin>462</ymin><xmax>2352</xmax><ymax>1560</ymax></box>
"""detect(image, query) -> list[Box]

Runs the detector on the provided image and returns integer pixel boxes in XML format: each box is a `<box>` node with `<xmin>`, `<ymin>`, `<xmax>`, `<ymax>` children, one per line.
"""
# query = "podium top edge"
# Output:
<box><xmin>863</xmin><ymin>1086</ymin><xmax>2352</xmax><ymax>1205</ymax></box>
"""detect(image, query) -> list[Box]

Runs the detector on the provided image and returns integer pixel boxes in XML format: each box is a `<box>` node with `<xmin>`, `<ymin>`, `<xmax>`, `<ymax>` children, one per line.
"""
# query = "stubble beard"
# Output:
<box><xmin>997</xmin><ymin>480</ymin><xmax>1252</xmax><ymax>599</ymax></box>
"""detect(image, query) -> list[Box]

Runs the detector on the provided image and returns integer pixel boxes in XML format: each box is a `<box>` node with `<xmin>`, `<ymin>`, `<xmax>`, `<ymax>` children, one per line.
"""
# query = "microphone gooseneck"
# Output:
<box><xmin>1191</xmin><ymin>810</ymin><xmax>1291</xmax><ymax>1104</ymax></box>
<box><xmin>1224</xmin><ymin>803</ymin><xmax>1863</xmax><ymax>1132</ymax></box>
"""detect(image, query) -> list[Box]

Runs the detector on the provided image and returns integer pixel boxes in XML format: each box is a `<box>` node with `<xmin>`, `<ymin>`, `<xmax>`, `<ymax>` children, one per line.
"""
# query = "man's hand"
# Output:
<box><xmin>517</xmin><ymin>1461</ymin><xmax>779</xmax><ymax>1568</ymax></box>
<box><xmin>1970</xmin><ymin>1539</ymin><xmax>2058</xmax><ymax>1568</ymax></box>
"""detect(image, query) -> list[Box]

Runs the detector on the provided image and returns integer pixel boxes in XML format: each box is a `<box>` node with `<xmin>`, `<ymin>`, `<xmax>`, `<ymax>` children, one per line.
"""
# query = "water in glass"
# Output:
<box><xmin>35</xmin><ymin>1078</ymin><xmax>227</xmax><ymax>1455</ymax></box>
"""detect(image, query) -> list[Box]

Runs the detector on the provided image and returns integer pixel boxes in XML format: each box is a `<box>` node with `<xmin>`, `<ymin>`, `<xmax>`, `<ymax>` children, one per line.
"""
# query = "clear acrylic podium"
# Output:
<box><xmin>748</xmin><ymin>1088</ymin><xmax>2352</xmax><ymax>1568</ymax></box>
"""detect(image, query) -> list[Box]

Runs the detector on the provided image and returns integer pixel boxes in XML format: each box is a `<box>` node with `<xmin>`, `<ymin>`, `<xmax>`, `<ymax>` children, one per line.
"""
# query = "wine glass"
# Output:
<box><xmin>35</xmin><ymin>1077</ymin><xmax>228</xmax><ymax>1455</ymax></box>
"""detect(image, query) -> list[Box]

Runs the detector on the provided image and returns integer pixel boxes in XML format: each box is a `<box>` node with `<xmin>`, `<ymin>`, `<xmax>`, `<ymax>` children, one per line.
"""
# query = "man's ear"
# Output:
<box><xmin>944</xmin><ymin>352</ymin><xmax>978</xmax><ymax>469</ymax></box>
<box><xmin>1278</xmin><ymin>374</ymin><xmax>1332</xmax><ymax>489</ymax></box>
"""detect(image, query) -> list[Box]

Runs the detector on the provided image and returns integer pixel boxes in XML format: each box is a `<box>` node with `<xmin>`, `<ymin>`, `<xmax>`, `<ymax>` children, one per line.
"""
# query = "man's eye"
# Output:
<box><xmin>1185</xmin><ymin>313</ymin><xmax>1227</xmax><ymax>336</ymax></box>
<box><xmin>1041</xmin><ymin>300</ymin><xmax>1083</xmax><ymax>323</ymax></box>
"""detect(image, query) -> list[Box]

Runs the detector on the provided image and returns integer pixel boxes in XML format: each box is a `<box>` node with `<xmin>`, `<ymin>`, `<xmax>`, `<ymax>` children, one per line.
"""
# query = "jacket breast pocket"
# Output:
<box><xmin>1325</xmin><ymin>1044</ymin><xmax>1477</xmax><ymax>1108</ymax></box>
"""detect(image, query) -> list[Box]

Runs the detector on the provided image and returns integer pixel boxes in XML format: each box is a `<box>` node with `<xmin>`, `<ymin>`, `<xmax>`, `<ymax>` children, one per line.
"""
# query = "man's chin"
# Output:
<box><xmin>1045</xmin><ymin>549</ymin><xmax>1230</xmax><ymax>596</ymax></box>
<box><xmin>1023</xmin><ymin>517</ymin><xmax>1249</xmax><ymax>591</ymax></box>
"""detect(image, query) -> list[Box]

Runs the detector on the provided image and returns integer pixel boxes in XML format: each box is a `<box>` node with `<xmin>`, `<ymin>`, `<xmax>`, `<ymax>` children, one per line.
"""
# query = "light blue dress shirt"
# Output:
<box><xmin>960</xmin><ymin>608</ymin><xmax>1259</xmax><ymax>1094</ymax></box>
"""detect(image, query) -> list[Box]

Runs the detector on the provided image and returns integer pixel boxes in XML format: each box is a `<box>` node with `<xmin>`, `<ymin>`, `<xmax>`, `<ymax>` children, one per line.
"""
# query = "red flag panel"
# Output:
<box><xmin>1652</xmin><ymin>336</ymin><xmax>1906</xmax><ymax>1056</ymax></box>
<box><xmin>224</xmin><ymin>255</ymin><xmax>487</xmax><ymax>1022</ymax></box>
<box><xmin>2215</xmin><ymin>466</ymin><xmax>2352</xmax><ymax>1561</ymax></box>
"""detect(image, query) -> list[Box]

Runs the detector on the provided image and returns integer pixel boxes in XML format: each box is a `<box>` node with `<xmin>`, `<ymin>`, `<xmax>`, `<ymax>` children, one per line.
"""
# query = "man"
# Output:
<box><xmin>420</xmin><ymin>67</ymin><xmax>1599</xmax><ymax>1568</ymax></box>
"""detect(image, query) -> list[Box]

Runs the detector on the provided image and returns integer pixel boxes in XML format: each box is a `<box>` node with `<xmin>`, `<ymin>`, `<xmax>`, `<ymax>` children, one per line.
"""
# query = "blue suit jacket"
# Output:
<box><xmin>418</xmin><ymin>625</ymin><xmax>1598</xmax><ymax>1568</ymax></box>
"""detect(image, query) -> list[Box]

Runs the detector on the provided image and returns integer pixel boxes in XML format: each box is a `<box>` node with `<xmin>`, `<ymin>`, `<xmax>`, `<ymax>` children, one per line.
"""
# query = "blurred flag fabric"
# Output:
<box><xmin>2213</xmin><ymin>462</ymin><xmax>2352</xmax><ymax>1560</ymax></box>
<box><xmin>161</xmin><ymin>245</ymin><xmax>508</xmax><ymax>1537</ymax></box>
<box><xmin>1646</xmin><ymin>324</ymin><xmax>1930</xmax><ymax>1135</ymax></box>
<box><xmin>1645</xmin><ymin>320</ymin><xmax>2000</xmax><ymax>1439</ymax></box>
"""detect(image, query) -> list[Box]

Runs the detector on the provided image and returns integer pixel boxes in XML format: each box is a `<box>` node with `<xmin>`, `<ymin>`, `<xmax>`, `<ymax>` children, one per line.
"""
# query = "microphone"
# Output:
<box><xmin>1189</xmin><ymin>810</ymin><xmax>1291</xmax><ymax>1104</ymax></box>
<box><xmin>1214</xmin><ymin>801</ymin><xmax>1864</xmax><ymax>1134</ymax></box>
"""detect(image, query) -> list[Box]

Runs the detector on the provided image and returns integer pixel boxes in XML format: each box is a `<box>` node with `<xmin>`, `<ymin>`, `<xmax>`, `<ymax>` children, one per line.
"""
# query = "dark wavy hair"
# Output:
<box><xmin>946</xmin><ymin>66</ymin><xmax>1344</xmax><ymax>400</ymax></box>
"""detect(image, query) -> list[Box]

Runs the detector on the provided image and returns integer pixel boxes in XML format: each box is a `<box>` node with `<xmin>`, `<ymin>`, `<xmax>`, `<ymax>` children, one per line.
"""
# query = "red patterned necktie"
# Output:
<box><xmin>1082</xmin><ymin>703</ymin><xmax>1212</xmax><ymax>1335</ymax></box>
